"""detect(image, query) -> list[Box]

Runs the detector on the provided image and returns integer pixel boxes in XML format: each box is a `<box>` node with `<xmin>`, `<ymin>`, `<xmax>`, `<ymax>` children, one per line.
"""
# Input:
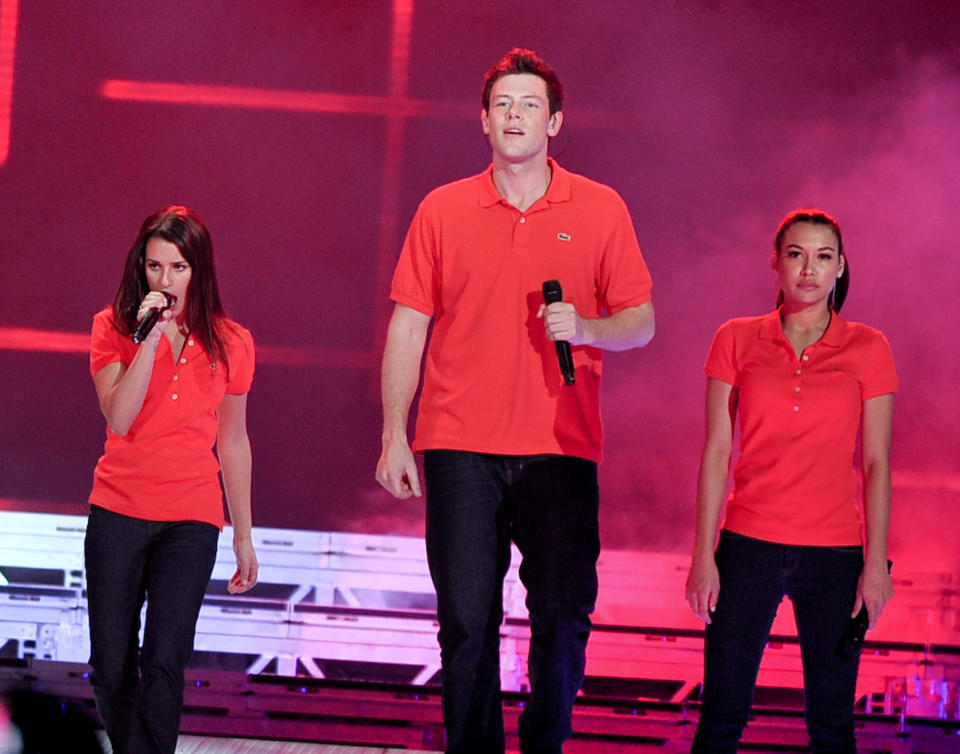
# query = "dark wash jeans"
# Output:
<box><xmin>692</xmin><ymin>530</ymin><xmax>864</xmax><ymax>754</ymax></box>
<box><xmin>84</xmin><ymin>505</ymin><xmax>219</xmax><ymax>754</ymax></box>
<box><xmin>424</xmin><ymin>450</ymin><xmax>600</xmax><ymax>754</ymax></box>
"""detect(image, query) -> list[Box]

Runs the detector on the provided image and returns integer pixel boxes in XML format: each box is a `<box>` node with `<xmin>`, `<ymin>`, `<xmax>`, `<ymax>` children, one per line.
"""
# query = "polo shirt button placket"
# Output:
<box><xmin>174</xmin><ymin>340</ymin><xmax>191</xmax><ymax>402</ymax></box>
<box><xmin>794</xmin><ymin>359</ymin><xmax>802</xmax><ymax>413</ymax></box>
<box><xmin>796</xmin><ymin>353</ymin><xmax>812</xmax><ymax>411</ymax></box>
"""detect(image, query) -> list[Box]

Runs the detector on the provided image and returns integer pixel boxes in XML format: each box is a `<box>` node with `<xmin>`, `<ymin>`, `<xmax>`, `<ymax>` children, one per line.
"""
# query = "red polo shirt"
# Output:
<box><xmin>706</xmin><ymin>310</ymin><xmax>897</xmax><ymax>546</ymax></box>
<box><xmin>89</xmin><ymin>309</ymin><xmax>255</xmax><ymax>527</ymax></box>
<box><xmin>391</xmin><ymin>159</ymin><xmax>652</xmax><ymax>462</ymax></box>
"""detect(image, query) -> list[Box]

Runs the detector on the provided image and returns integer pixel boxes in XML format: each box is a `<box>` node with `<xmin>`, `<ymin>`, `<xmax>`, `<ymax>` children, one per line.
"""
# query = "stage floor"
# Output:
<box><xmin>152</xmin><ymin>739</ymin><xmax>669</xmax><ymax>754</ymax></box>
<box><xmin>114</xmin><ymin>737</ymin><xmax>432</xmax><ymax>754</ymax></box>
<box><xmin>114</xmin><ymin>738</ymin><xmax>673</xmax><ymax>754</ymax></box>
<box><xmin>2</xmin><ymin>511</ymin><xmax>960</xmax><ymax>752</ymax></box>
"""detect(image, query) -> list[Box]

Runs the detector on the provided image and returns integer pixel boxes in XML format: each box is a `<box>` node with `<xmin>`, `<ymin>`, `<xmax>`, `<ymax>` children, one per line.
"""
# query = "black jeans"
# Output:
<box><xmin>692</xmin><ymin>530</ymin><xmax>864</xmax><ymax>754</ymax></box>
<box><xmin>424</xmin><ymin>450</ymin><xmax>600</xmax><ymax>754</ymax></box>
<box><xmin>84</xmin><ymin>505</ymin><xmax>219</xmax><ymax>754</ymax></box>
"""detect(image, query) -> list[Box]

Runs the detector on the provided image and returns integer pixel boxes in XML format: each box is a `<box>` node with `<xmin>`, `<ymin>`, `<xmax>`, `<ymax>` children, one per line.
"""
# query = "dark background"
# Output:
<box><xmin>0</xmin><ymin>0</ymin><xmax>957</xmax><ymax>573</ymax></box>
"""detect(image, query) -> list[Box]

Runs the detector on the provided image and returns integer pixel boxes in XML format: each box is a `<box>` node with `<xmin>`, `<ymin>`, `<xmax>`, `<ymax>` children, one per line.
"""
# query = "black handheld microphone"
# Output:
<box><xmin>837</xmin><ymin>606</ymin><xmax>869</xmax><ymax>660</ymax></box>
<box><xmin>131</xmin><ymin>292</ymin><xmax>174</xmax><ymax>344</ymax></box>
<box><xmin>542</xmin><ymin>279</ymin><xmax>575</xmax><ymax>386</ymax></box>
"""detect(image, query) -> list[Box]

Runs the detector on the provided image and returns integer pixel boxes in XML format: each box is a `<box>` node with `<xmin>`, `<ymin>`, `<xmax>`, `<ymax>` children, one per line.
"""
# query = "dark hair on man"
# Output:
<box><xmin>482</xmin><ymin>48</ymin><xmax>564</xmax><ymax>115</ymax></box>
<box><xmin>112</xmin><ymin>205</ymin><xmax>235</xmax><ymax>373</ymax></box>
<box><xmin>774</xmin><ymin>208</ymin><xmax>849</xmax><ymax>312</ymax></box>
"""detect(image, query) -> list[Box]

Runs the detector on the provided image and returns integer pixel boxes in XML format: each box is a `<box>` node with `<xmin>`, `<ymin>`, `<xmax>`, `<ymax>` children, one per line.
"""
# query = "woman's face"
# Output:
<box><xmin>144</xmin><ymin>237</ymin><xmax>192</xmax><ymax>317</ymax></box>
<box><xmin>774</xmin><ymin>221</ymin><xmax>844</xmax><ymax>310</ymax></box>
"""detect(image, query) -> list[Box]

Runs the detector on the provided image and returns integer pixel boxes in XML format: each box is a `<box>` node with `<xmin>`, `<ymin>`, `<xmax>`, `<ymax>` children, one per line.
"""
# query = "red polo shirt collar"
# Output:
<box><xmin>759</xmin><ymin>307</ymin><xmax>848</xmax><ymax>349</ymax></box>
<box><xmin>476</xmin><ymin>157</ymin><xmax>572</xmax><ymax>209</ymax></box>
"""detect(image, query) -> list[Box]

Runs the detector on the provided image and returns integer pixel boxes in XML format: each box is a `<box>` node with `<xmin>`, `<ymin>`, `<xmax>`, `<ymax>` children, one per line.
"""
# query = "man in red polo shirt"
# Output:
<box><xmin>375</xmin><ymin>48</ymin><xmax>655</xmax><ymax>754</ymax></box>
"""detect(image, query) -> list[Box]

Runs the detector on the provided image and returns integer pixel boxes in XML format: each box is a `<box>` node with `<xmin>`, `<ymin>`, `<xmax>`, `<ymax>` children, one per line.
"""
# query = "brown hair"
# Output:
<box><xmin>482</xmin><ymin>48</ymin><xmax>564</xmax><ymax>115</ymax></box>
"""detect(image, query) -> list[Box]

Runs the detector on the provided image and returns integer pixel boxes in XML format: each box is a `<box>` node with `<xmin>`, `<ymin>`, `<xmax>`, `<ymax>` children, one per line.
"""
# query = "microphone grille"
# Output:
<box><xmin>542</xmin><ymin>279</ymin><xmax>562</xmax><ymax>303</ymax></box>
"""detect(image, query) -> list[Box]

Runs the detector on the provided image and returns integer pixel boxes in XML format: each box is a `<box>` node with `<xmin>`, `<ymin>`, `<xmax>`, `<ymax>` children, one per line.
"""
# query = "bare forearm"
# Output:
<box><xmin>578</xmin><ymin>301</ymin><xmax>655</xmax><ymax>351</ymax></box>
<box><xmin>686</xmin><ymin>390</ymin><xmax>733</xmax><ymax>623</ymax></box>
<box><xmin>219</xmin><ymin>437</ymin><xmax>253</xmax><ymax>537</ymax></box>
<box><xmin>99</xmin><ymin>345</ymin><xmax>158</xmax><ymax>436</ymax></box>
<box><xmin>692</xmin><ymin>451</ymin><xmax>729</xmax><ymax>561</ymax></box>
<box><xmin>860</xmin><ymin>394</ymin><xmax>894</xmax><ymax>568</ymax></box>
<box><xmin>691</xmin><ymin>379</ymin><xmax>736</xmax><ymax>562</ymax></box>
<box><xmin>381</xmin><ymin>307</ymin><xmax>429</xmax><ymax>443</ymax></box>
<box><xmin>862</xmin><ymin>459</ymin><xmax>891</xmax><ymax>568</ymax></box>
<box><xmin>382</xmin><ymin>358</ymin><xmax>419</xmax><ymax>442</ymax></box>
<box><xmin>376</xmin><ymin>304</ymin><xmax>430</xmax><ymax>499</ymax></box>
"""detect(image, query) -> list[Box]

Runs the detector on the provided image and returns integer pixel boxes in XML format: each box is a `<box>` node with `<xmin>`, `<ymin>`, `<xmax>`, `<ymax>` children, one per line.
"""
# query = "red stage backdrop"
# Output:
<box><xmin>0</xmin><ymin>0</ymin><xmax>957</xmax><ymax>575</ymax></box>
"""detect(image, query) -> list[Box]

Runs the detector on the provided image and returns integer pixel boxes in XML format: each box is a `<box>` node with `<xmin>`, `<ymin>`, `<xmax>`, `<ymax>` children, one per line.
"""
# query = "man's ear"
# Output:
<box><xmin>547</xmin><ymin>110</ymin><xmax>563</xmax><ymax>137</ymax></box>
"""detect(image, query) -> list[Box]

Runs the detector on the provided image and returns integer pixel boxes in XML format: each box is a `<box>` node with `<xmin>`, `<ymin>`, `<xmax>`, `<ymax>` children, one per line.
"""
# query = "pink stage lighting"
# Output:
<box><xmin>0</xmin><ymin>0</ymin><xmax>19</xmax><ymax>165</ymax></box>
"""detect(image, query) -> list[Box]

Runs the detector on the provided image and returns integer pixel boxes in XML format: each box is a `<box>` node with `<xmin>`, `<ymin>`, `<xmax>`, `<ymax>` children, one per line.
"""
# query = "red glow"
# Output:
<box><xmin>0</xmin><ymin>327</ymin><xmax>89</xmax><ymax>353</ymax></box>
<box><xmin>99</xmin><ymin>78</ymin><xmax>633</xmax><ymax>130</ymax></box>
<box><xmin>374</xmin><ymin>0</ymin><xmax>417</xmax><ymax>347</ymax></box>
<box><xmin>892</xmin><ymin>470</ymin><xmax>960</xmax><ymax>493</ymax></box>
<box><xmin>103</xmin><ymin>79</ymin><xmax>398</xmax><ymax>115</ymax></box>
<box><xmin>388</xmin><ymin>0</ymin><xmax>414</xmax><ymax>101</ymax></box>
<box><xmin>100</xmin><ymin>79</ymin><xmax>475</xmax><ymax>120</ymax></box>
<box><xmin>0</xmin><ymin>0</ymin><xmax>18</xmax><ymax>165</ymax></box>
<box><xmin>0</xmin><ymin>327</ymin><xmax>375</xmax><ymax>368</ymax></box>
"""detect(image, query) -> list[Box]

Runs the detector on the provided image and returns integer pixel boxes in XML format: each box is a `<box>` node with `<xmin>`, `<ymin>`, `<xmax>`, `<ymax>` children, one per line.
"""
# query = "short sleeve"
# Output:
<box><xmin>705</xmin><ymin>321</ymin><xmax>739</xmax><ymax>386</ymax></box>
<box><xmin>390</xmin><ymin>202</ymin><xmax>441</xmax><ymax>316</ymax></box>
<box><xmin>90</xmin><ymin>309</ymin><xmax>129</xmax><ymax>375</ymax></box>
<box><xmin>225</xmin><ymin>323</ymin><xmax>255</xmax><ymax>395</ymax></box>
<box><xmin>861</xmin><ymin>331</ymin><xmax>898</xmax><ymax>400</ymax></box>
<box><xmin>596</xmin><ymin>193</ymin><xmax>652</xmax><ymax>314</ymax></box>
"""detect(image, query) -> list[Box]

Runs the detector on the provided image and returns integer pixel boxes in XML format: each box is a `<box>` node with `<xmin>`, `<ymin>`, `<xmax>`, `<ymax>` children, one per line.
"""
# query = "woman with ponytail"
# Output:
<box><xmin>685</xmin><ymin>208</ymin><xmax>896</xmax><ymax>753</ymax></box>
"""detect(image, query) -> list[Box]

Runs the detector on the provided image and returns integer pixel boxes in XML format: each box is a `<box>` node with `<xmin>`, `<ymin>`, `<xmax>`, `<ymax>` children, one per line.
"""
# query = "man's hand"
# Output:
<box><xmin>538</xmin><ymin>301</ymin><xmax>585</xmax><ymax>344</ymax></box>
<box><xmin>537</xmin><ymin>300</ymin><xmax>655</xmax><ymax>351</ymax></box>
<box><xmin>376</xmin><ymin>438</ymin><xmax>422</xmax><ymax>499</ymax></box>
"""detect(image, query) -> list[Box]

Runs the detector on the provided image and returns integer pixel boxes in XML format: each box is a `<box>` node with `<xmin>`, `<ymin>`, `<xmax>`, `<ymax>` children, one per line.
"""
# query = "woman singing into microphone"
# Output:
<box><xmin>84</xmin><ymin>206</ymin><xmax>258</xmax><ymax>754</ymax></box>
<box><xmin>685</xmin><ymin>208</ymin><xmax>896</xmax><ymax>752</ymax></box>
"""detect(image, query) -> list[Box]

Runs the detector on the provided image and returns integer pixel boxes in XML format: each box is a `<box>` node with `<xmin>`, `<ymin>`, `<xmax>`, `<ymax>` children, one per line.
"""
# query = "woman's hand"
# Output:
<box><xmin>93</xmin><ymin>294</ymin><xmax>172</xmax><ymax>435</ymax></box>
<box><xmin>135</xmin><ymin>291</ymin><xmax>173</xmax><ymax>345</ymax></box>
<box><xmin>227</xmin><ymin>536</ymin><xmax>258</xmax><ymax>594</ymax></box>
<box><xmin>686</xmin><ymin>555</ymin><xmax>720</xmax><ymax>624</ymax></box>
<box><xmin>853</xmin><ymin>559</ymin><xmax>893</xmax><ymax>630</ymax></box>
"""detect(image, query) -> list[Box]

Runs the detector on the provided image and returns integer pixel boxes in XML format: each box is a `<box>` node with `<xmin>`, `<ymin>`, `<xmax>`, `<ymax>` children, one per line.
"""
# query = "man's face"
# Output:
<box><xmin>482</xmin><ymin>73</ymin><xmax>562</xmax><ymax>165</ymax></box>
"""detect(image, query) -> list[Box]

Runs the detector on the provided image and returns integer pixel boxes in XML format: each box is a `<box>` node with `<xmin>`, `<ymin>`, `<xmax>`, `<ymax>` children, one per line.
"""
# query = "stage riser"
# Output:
<box><xmin>1</xmin><ymin>511</ymin><xmax>959</xmax><ymax>725</ymax></box>
<box><xmin>2</xmin><ymin>660</ymin><xmax>958</xmax><ymax>753</ymax></box>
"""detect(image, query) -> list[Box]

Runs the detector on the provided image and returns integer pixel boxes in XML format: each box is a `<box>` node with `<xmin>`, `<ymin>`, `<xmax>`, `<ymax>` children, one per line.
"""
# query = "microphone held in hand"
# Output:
<box><xmin>542</xmin><ymin>279</ymin><xmax>575</xmax><ymax>386</ymax></box>
<box><xmin>131</xmin><ymin>292</ymin><xmax>175</xmax><ymax>344</ymax></box>
<box><xmin>836</xmin><ymin>559</ymin><xmax>893</xmax><ymax>660</ymax></box>
<box><xmin>837</xmin><ymin>606</ymin><xmax>869</xmax><ymax>660</ymax></box>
